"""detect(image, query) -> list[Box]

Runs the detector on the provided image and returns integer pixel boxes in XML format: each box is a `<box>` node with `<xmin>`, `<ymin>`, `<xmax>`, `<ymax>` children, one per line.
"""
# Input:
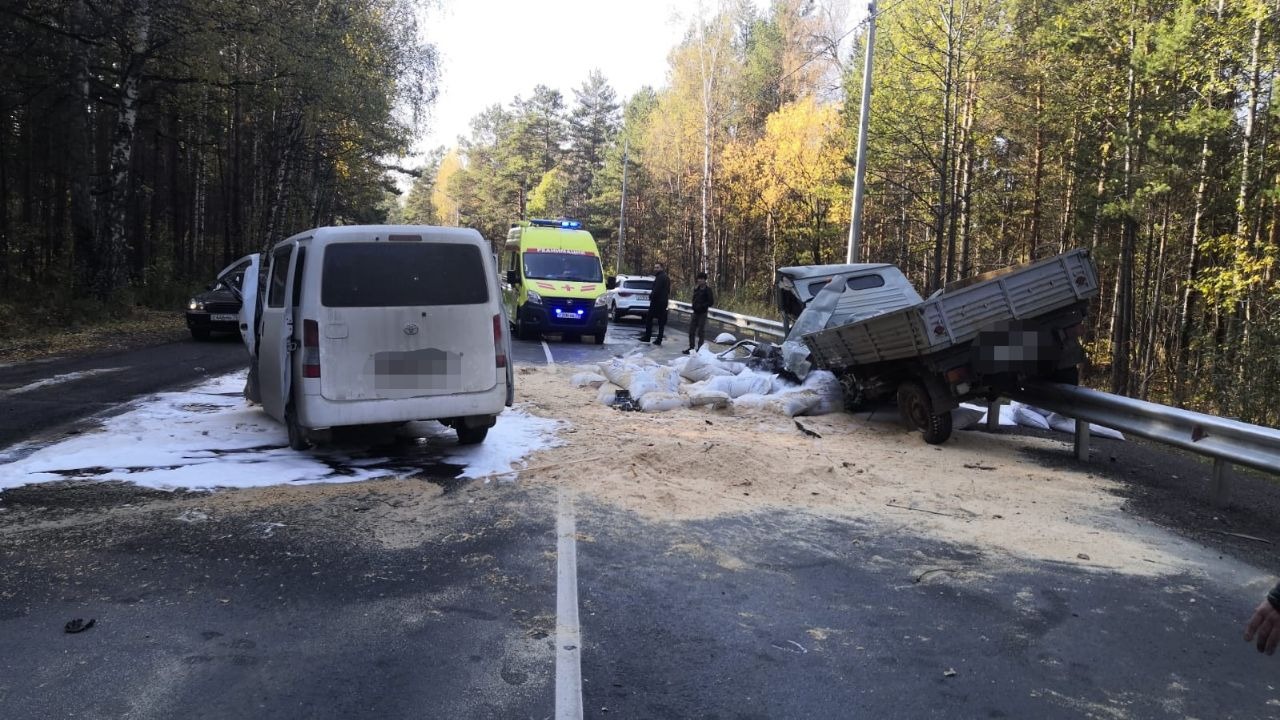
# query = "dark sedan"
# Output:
<box><xmin>185</xmin><ymin>255</ymin><xmax>254</xmax><ymax>340</ymax></box>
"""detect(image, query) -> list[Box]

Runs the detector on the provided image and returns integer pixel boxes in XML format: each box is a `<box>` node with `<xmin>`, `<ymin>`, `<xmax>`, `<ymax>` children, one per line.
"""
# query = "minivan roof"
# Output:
<box><xmin>281</xmin><ymin>225</ymin><xmax>485</xmax><ymax>247</ymax></box>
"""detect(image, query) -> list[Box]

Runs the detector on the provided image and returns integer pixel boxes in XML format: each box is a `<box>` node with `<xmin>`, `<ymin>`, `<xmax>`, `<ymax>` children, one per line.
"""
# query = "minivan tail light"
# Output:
<box><xmin>493</xmin><ymin>314</ymin><xmax>507</xmax><ymax>368</ymax></box>
<box><xmin>302</xmin><ymin>319</ymin><xmax>321</xmax><ymax>378</ymax></box>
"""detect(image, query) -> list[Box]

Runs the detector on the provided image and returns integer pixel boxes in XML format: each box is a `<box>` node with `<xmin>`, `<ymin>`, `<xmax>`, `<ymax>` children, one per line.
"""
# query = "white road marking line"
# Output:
<box><xmin>542</xmin><ymin>341</ymin><xmax>554</xmax><ymax>366</ymax></box>
<box><xmin>555</xmin><ymin>488</ymin><xmax>584</xmax><ymax>720</ymax></box>
<box><xmin>1</xmin><ymin>367</ymin><xmax>126</xmax><ymax>396</ymax></box>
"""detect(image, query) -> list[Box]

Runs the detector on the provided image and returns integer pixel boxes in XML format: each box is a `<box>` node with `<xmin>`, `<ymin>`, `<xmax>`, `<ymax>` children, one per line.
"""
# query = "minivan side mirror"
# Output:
<box><xmin>505</xmin><ymin>269</ymin><xmax>520</xmax><ymax>286</ymax></box>
<box><xmin>606</xmin><ymin>275</ymin><xmax>617</xmax><ymax>290</ymax></box>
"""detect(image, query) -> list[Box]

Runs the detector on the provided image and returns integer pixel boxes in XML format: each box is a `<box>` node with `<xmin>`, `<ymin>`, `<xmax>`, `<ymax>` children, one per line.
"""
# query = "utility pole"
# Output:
<box><xmin>846</xmin><ymin>1</ymin><xmax>877</xmax><ymax>264</ymax></box>
<box><xmin>617</xmin><ymin>135</ymin><xmax>628</xmax><ymax>275</ymax></box>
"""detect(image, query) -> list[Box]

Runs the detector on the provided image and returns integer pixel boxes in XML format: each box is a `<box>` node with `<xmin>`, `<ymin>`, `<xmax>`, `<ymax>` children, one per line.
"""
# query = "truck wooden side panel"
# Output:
<box><xmin>804</xmin><ymin>249</ymin><xmax>1099</xmax><ymax>370</ymax></box>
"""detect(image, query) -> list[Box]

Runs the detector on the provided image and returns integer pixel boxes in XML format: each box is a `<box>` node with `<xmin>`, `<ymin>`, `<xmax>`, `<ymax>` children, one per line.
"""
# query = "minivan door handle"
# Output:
<box><xmin>287</xmin><ymin>339</ymin><xmax>299</xmax><ymax>353</ymax></box>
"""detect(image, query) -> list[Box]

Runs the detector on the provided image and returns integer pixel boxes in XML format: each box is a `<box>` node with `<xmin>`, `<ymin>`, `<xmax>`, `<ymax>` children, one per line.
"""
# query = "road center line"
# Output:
<box><xmin>542</xmin><ymin>341</ymin><xmax>554</xmax><ymax>366</ymax></box>
<box><xmin>555</xmin><ymin>488</ymin><xmax>583</xmax><ymax>720</ymax></box>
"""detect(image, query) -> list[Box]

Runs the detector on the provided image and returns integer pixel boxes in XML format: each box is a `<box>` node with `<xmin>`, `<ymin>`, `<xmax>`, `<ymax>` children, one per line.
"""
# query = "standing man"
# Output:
<box><xmin>639</xmin><ymin>261</ymin><xmax>670</xmax><ymax>346</ymax></box>
<box><xmin>684</xmin><ymin>271</ymin><xmax>714</xmax><ymax>354</ymax></box>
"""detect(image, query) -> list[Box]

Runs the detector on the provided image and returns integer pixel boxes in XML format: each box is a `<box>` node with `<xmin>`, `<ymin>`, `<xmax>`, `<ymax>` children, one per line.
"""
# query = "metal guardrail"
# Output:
<box><xmin>1013</xmin><ymin>380</ymin><xmax>1280</xmax><ymax>505</ymax></box>
<box><xmin>670</xmin><ymin>303</ymin><xmax>1279</xmax><ymax>505</ymax></box>
<box><xmin>669</xmin><ymin>301</ymin><xmax>785</xmax><ymax>342</ymax></box>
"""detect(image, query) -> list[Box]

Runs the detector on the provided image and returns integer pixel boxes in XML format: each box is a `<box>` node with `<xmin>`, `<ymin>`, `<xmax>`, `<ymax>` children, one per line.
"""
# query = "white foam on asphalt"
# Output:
<box><xmin>0</xmin><ymin>370</ymin><xmax>560</xmax><ymax>491</ymax></box>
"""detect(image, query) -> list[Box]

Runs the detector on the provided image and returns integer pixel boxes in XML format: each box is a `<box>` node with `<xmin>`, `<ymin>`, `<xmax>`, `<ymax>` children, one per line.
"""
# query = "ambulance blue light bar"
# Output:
<box><xmin>529</xmin><ymin>218</ymin><xmax>582</xmax><ymax>229</ymax></box>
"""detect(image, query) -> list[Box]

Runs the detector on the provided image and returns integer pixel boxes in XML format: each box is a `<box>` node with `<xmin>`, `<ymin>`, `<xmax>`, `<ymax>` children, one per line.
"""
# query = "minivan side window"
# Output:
<box><xmin>267</xmin><ymin>246</ymin><xmax>293</xmax><ymax>308</ymax></box>
<box><xmin>291</xmin><ymin>247</ymin><xmax>307</xmax><ymax>307</ymax></box>
<box><xmin>507</xmin><ymin>251</ymin><xmax>519</xmax><ymax>274</ymax></box>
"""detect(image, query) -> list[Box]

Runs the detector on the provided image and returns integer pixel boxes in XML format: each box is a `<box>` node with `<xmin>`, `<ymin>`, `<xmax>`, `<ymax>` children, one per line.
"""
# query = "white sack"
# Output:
<box><xmin>596</xmin><ymin>383</ymin><xmax>625</xmax><ymax>406</ymax></box>
<box><xmin>730</xmin><ymin>372</ymin><xmax>776</xmax><ymax>398</ymax></box>
<box><xmin>1013</xmin><ymin>403</ymin><xmax>1052</xmax><ymax>430</ymax></box>
<box><xmin>687</xmin><ymin>390</ymin><xmax>731</xmax><ymax>409</ymax></box>
<box><xmin>571</xmin><ymin>372</ymin><xmax>608</xmax><ymax>389</ymax></box>
<box><xmin>681</xmin><ymin>353</ymin><xmax>733</xmax><ymax>383</ymax></box>
<box><xmin>800</xmin><ymin>370</ymin><xmax>843</xmax><ymax>416</ymax></box>
<box><xmin>1046</xmin><ymin>412</ymin><xmax>1126</xmax><ymax>440</ymax></box>
<box><xmin>715</xmin><ymin>332</ymin><xmax>737</xmax><ymax>344</ymax></box>
<box><xmin>639</xmin><ymin>392</ymin><xmax>686</xmax><ymax>413</ymax></box>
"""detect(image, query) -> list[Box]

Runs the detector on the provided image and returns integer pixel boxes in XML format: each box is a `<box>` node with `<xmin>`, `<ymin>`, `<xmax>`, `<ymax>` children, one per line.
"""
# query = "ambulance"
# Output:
<box><xmin>502</xmin><ymin>219</ymin><xmax>615</xmax><ymax>343</ymax></box>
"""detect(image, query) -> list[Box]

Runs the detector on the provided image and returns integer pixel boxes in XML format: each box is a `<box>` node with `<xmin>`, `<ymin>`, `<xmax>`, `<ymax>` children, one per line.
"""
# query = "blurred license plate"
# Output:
<box><xmin>211</xmin><ymin>313</ymin><xmax>237</xmax><ymax>321</ymax></box>
<box><xmin>555</xmin><ymin>309</ymin><xmax>579</xmax><ymax>319</ymax></box>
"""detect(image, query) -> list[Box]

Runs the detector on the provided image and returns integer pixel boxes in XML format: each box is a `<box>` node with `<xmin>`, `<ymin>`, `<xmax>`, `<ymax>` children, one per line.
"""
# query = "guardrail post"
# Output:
<box><xmin>986</xmin><ymin>399</ymin><xmax>1006</xmax><ymax>432</ymax></box>
<box><xmin>1073</xmin><ymin>419</ymin><xmax>1090</xmax><ymax>462</ymax></box>
<box><xmin>1213</xmin><ymin>459</ymin><xmax>1232</xmax><ymax>508</ymax></box>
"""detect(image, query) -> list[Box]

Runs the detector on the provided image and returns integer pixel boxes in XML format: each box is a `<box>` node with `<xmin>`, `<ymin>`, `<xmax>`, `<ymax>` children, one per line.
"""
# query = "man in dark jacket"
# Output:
<box><xmin>684</xmin><ymin>271</ymin><xmax>714</xmax><ymax>354</ymax></box>
<box><xmin>639</xmin><ymin>261</ymin><xmax>670</xmax><ymax>346</ymax></box>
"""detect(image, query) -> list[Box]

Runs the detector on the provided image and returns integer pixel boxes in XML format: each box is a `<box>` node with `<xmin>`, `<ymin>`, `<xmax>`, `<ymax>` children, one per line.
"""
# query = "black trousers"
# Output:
<box><xmin>643</xmin><ymin>307</ymin><xmax>668</xmax><ymax>340</ymax></box>
<box><xmin>689</xmin><ymin>310</ymin><xmax>708</xmax><ymax>349</ymax></box>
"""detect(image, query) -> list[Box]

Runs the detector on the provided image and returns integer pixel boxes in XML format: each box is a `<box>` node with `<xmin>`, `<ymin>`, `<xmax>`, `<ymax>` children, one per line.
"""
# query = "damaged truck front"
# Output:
<box><xmin>772</xmin><ymin>249</ymin><xmax>1101</xmax><ymax>444</ymax></box>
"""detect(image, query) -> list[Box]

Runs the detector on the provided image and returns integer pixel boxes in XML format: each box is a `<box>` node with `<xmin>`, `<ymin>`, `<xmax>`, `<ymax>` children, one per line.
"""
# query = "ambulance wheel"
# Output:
<box><xmin>285</xmin><ymin>401</ymin><xmax>310</xmax><ymax>451</ymax></box>
<box><xmin>897</xmin><ymin>381</ymin><xmax>952</xmax><ymax>445</ymax></box>
<box><xmin>593</xmin><ymin>332</ymin><xmax>606</xmax><ymax>345</ymax></box>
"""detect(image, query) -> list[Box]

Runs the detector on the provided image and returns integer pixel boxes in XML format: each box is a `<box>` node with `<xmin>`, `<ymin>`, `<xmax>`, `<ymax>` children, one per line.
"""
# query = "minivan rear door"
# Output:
<box><xmin>317</xmin><ymin>240</ymin><xmax>497</xmax><ymax>401</ymax></box>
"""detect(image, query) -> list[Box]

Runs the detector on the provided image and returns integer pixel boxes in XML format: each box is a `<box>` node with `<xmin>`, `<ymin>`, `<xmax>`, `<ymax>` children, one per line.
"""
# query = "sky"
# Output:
<box><xmin>411</xmin><ymin>0</ymin><xmax>863</xmax><ymax>160</ymax></box>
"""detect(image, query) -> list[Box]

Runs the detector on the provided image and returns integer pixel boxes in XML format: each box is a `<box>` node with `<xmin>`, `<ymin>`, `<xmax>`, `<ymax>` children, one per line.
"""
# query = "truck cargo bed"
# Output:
<box><xmin>804</xmin><ymin>249</ymin><xmax>1099</xmax><ymax>370</ymax></box>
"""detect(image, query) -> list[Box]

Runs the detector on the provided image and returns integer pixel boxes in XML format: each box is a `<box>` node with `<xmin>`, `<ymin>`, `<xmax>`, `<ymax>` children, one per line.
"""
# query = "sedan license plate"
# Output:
<box><xmin>211</xmin><ymin>313</ymin><xmax>238</xmax><ymax>322</ymax></box>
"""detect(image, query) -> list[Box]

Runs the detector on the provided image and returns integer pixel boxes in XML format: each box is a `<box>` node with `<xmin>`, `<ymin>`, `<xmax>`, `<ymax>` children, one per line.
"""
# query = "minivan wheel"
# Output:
<box><xmin>456</xmin><ymin>425</ymin><xmax>488</xmax><ymax>445</ymax></box>
<box><xmin>285</xmin><ymin>402</ymin><xmax>310</xmax><ymax>451</ymax></box>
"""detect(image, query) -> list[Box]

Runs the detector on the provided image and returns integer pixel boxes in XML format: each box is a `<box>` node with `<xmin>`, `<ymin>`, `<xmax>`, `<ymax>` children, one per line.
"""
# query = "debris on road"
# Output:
<box><xmin>64</xmin><ymin>618</ymin><xmax>95</xmax><ymax>634</ymax></box>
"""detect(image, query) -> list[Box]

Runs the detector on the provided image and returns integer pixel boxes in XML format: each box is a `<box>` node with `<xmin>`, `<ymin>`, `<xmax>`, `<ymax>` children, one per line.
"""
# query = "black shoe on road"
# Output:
<box><xmin>653</xmin><ymin>339</ymin><xmax>663</xmax><ymax>346</ymax></box>
<box><xmin>638</xmin><ymin>336</ymin><xmax>651</xmax><ymax>343</ymax></box>
<box><xmin>682</xmin><ymin>348</ymin><xmax>691</xmax><ymax>354</ymax></box>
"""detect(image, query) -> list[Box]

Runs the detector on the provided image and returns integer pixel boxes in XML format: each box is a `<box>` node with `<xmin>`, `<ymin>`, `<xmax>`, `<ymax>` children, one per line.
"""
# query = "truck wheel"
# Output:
<box><xmin>897</xmin><ymin>381</ymin><xmax>952</xmax><ymax>444</ymax></box>
<box><xmin>285</xmin><ymin>401</ymin><xmax>310</xmax><ymax>451</ymax></box>
<box><xmin>456</xmin><ymin>425</ymin><xmax>488</xmax><ymax>445</ymax></box>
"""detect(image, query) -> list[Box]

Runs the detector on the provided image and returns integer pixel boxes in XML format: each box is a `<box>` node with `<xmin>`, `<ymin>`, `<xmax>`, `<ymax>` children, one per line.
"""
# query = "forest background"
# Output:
<box><xmin>1</xmin><ymin>0</ymin><xmax>1278</xmax><ymax>425</ymax></box>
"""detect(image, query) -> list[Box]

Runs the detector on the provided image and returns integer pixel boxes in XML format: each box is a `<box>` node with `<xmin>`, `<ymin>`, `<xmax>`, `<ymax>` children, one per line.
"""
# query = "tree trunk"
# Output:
<box><xmin>1110</xmin><ymin>2</ymin><xmax>1139</xmax><ymax>396</ymax></box>
<box><xmin>932</xmin><ymin>0</ymin><xmax>956</xmax><ymax>294</ymax></box>
<box><xmin>101</xmin><ymin>0</ymin><xmax>152</xmax><ymax>298</ymax></box>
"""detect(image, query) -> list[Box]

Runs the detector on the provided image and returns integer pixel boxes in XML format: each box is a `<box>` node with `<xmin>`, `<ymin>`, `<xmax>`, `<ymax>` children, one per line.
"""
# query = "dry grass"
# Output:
<box><xmin>0</xmin><ymin>309</ymin><xmax>187</xmax><ymax>364</ymax></box>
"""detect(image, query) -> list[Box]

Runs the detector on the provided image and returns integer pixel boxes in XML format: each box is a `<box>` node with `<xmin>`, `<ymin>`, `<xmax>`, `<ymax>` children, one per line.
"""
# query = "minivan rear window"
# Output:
<box><xmin>321</xmin><ymin>242</ymin><xmax>488</xmax><ymax>307</ymax></box>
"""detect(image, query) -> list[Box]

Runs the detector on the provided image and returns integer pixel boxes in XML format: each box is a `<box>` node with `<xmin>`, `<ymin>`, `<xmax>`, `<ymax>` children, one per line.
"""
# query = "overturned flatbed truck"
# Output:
<box><xmin>776</xmin><ymin>249</ymin><xmax>1100</xmax><ymax>444</ymax></box>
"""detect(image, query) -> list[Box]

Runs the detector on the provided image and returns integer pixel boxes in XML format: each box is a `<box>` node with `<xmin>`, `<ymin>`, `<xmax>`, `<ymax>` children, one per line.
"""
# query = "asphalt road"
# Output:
<box><xmin>0</xmin><ymin>335</ymin><xmax>249</xmax><ymax>449</ymax></box>
<box><xmin>3</xmin><ymin>321</ymin><xmax>1280</xmax><ymax>719</ymax></box>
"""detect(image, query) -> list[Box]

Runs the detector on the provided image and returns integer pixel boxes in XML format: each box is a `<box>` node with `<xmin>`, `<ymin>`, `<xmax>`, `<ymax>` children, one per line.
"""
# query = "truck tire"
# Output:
<box><xmin>897</xmin><ymin>381</ymin><xmax>952</xmax><ymax>444</ymax></box>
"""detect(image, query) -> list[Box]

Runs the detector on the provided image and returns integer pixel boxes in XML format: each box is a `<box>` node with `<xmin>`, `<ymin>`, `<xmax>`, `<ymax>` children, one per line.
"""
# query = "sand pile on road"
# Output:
<box><xmin>511</xmin><ymin>364</ymin><xmax>1188</xmax><ymax>576</ymax></box>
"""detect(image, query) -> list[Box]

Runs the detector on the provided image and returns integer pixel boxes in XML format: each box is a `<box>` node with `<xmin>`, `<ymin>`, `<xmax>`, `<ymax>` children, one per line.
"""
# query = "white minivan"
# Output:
<box><xmin>243</xmin><ymin>225</ymin><xmax>514</xmax><ymax>450</ymax></box>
